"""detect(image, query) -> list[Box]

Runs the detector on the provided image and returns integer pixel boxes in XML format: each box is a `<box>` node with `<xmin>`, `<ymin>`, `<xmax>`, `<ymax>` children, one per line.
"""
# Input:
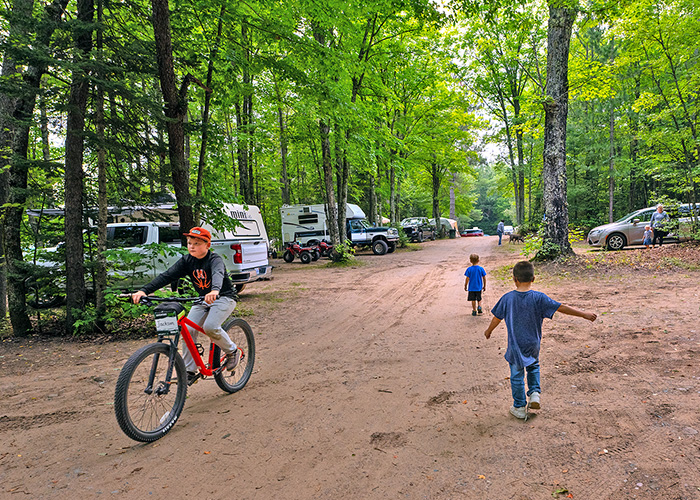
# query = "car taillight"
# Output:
<box><xmin>230</xmin><ymin>244</ymin><xmax>242</xmax><ymax>264</ymax></box>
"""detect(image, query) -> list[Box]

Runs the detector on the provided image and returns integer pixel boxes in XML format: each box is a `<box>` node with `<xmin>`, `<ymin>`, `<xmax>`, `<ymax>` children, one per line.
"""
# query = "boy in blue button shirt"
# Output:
<box><xmin>484</xmin><ymin>261</ymin><xmax>597</xmax><ymax>419</ymax></box>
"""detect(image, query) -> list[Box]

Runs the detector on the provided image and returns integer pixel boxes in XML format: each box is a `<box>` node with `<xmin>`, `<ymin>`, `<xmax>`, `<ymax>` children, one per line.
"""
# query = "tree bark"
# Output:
<box><xmin>540</xmin><ymin>2</ymin><xmax>577</xmax><ymax>259</ymax></box>
<box><xmin>3</xmin><ymin>0</ymin><xmax>68</xmax><ymax>335</ymax></box>
<box><xmin>0</xmin><ymin>0</ymin><xmax>35</xmax><ymax>321</ymax></box>
<box><xmin>151</xmin><ymin>0</ymin><xmax>195</xmax><ymax>235</ymax></box>
<box><xmin>273</xmin><ymin>78</ymin><xmax>290</xmax><ymax>205</ymax></box>
<box><xmin>320</xmin><ymin>119</ymin><xmax>340</xmax><ymax>244</ymax></box>
<box><xmin>194</xmin><ymin>5</ymin><xmax>223</xmax><ymax>223</ymax></box>
<box><xmin>64</xmin><ymin>0</ymin><xmax>94</xmax><ymax>332</ymax></box>
<box><xmin>94</xmin><ymin>0</ymin><xmax>107</xmax><ymax>331</ymax></box>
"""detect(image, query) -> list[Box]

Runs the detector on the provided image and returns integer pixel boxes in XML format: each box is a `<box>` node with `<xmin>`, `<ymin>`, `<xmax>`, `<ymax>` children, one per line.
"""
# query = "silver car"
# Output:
<box><xmin>587</xmin><ymin>204</ymin><xmax>696</xmax><ymax>250</ymax></box>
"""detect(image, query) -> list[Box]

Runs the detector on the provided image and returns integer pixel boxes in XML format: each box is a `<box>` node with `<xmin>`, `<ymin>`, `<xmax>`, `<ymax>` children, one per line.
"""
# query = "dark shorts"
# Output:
<box><xmin>467</xmin><ymin>291</ymin><xmax>482</xmax><ymax>302</ymax></box>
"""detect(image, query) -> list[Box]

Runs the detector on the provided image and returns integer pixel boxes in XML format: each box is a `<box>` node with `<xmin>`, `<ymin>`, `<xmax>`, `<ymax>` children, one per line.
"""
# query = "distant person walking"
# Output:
<box><xmin>496</xmin><ymin>220</ymin><xmax>505</xmax><ymax>245</ymax></box>
<box><xmin>650</xmin><ymin>204</ymin><xmax>670</xmax><ymax>248</ymax></box>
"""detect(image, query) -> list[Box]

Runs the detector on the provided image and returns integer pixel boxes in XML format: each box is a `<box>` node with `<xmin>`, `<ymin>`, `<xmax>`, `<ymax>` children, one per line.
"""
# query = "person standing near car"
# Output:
<box><xmin>497</xmin><ymin>220</ymin><xmax>505</xmax><ymax>246</ymax></box>
<box><xmin>650</xmin><ymin>204</ymin><xmax>670</xmax><ymax>248</ymax></box>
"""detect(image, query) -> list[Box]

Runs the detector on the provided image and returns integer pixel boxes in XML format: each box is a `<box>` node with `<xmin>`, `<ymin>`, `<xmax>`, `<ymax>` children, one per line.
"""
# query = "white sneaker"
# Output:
<box><xmin>529</xmin><ymin>392</ymin><xmax>541</xmax><ymax>409</ymax></box>
<box><xmin>509</xmin><ymin>406</ymin><xmax>527</xmax><ymax>419</ymax></box>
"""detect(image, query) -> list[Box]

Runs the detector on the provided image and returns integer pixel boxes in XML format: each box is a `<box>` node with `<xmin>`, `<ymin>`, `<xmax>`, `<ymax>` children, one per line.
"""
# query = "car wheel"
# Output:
<box><xmin>234</xmin><ymin>283</ymin><xmax>246</xmax><ymax>294</ymax></box>
<box><xmin>372</xmin><ymin>240</ymin><xmax>389</xmax><ymax>255</ymax></box>
<box><xmin>300</xmin><ymin>252</ymin><xmax>312</xmax><ymax>264</ymax></box>
<box><xmin>417</xmin><ymin>230</ymin><xmax>424</xmax><ymax>243</ymax></box>
<box><xmin>387</xmin><ymin>242</ymin><xmax>396</xmax><ymax>253</ymax></box>
<box><xmin>283</xmin><ymin>250</ymin><xmax>294</xmax><ymax>263</ymax></box>
<box><xmin>606</xmin><ymin>233</ymin><xmax>626</xmax><ymax>251</ymax></box>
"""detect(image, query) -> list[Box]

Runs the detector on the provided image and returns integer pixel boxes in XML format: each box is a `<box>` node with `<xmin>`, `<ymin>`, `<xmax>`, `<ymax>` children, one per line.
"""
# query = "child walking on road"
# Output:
<box><xmin>464</xmin><ymin>254</ymin><xmax>486</xmax><ymax>316</ymax></box>
<box><xmin>643</xmin><ymin>225</ymin><xmax>653</xmax><ymax>249</ymax></box>
<box><xmin>484</xmin><ymin>261</ymin><xmax>597</xmax><ymax>419</ymax></box>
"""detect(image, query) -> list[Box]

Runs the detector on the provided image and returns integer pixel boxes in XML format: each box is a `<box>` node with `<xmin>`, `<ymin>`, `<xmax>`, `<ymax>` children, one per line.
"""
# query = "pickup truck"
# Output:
<box><xmin>345</xmin><ymin>219</ymin><xmax>400</xmax><ymax>255</ymax></box>
<box><xmin>107</xmin><ymin>221</ymin><xmax>272</xmax><ymax>293</ymax></box>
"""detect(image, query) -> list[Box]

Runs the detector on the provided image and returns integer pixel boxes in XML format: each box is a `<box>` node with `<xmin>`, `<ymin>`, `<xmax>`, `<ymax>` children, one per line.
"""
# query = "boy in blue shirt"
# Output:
<box><xmin>484</xmin><ymin>261</ymin><xmax>596</xmax><ymax>419</ymax></box>
<box><xmin>464</xmin><ymin>253</ymin><xmax>486</xmax><ymax>316</ymax></box>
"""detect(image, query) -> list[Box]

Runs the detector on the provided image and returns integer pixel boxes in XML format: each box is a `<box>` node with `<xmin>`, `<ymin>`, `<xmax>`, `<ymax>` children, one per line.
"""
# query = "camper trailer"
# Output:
<box><xmin>280</xmin><ymin>203</ymin><xmax>400</xmax><ymax>255</ymax></box>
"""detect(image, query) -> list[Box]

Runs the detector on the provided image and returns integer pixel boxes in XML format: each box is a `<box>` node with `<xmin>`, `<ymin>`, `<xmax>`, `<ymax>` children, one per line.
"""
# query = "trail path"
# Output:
<box><xmin>2</xmin><ymin>237</ymin><xmax>699</xmax><ymax>499</ymax></box>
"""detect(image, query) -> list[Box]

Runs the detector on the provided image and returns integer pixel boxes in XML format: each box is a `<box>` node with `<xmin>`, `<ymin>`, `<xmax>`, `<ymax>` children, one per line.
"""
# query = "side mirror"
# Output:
<box><xmin>632</xmin><ymin>218</ymin><xmax>640</xmax><ymax>224</ymax></box>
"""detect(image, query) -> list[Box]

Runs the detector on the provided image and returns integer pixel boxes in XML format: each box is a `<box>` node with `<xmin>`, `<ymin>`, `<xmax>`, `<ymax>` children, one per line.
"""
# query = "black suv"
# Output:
<box><xmin>400</xmin><ymin>217</ymin><xmax>437</xmax><ymax>242</ymax></box>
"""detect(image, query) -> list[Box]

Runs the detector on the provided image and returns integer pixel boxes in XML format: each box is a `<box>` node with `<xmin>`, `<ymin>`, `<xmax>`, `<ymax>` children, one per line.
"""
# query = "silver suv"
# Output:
<box><xmin>587</xmin><ymin>204</ymin><xmax>696</xmax><ymax>250</ymax></box>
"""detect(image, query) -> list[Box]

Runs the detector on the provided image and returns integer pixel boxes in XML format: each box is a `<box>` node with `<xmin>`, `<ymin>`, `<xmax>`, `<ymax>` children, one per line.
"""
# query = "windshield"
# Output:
<box><xmin>614</xmin><ymin>210</ymin><xmax>641</xmax><ymax>223</ymax></box>
<box><xmin>401</xmin><ymin>218</ymin><xmax>422</xmax><ymax>225</ymax></box>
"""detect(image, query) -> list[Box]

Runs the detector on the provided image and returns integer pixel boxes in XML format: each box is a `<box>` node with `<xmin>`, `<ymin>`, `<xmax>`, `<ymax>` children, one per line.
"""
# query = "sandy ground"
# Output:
<box><xmin>1</xmin><ymin>236</ymin><xmax>700</xmax><ymax>500</ymax></box>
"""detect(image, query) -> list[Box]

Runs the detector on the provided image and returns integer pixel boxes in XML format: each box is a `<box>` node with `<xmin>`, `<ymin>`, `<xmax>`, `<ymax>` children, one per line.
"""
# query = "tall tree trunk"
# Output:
<box><xmin>369</xmin><ymin>174</ymin><xmax>377</xmax><ymax>225</ymax></box>
<box><xmin>389</xmin><ymin>149</ymin><xmax>398</xmax><ymax>223</ymax></box>
<box><xmin>151</xmin><ymin>0</ymin><xmax>195</xmax><ymax>235</ymax></box>
<box><xmin>608</xmin><ymin>102</ymin><xmax>615</xmax><ymax>222</ymax></box>
<box><xmin>540</xmin><ymin>2</ymin><xmax>576</xmax><ymax>259</ymax></box>
<box><xmin>431</xmin><ymin>155</ymin><xmax>441</xmax><ymax>224</ymax></box>
<box><xmin>273</xmin><ymin>78</ymin><xmax>290</xmax><ymax>205</ymax></box>
<box><xmin>0</xmin><ymin>0</ymin><xmax>34</xmax><ymax>321</ymax></box>
<box><xmin>320</xmin><ymin>119</ymin><xmax>339</xmax><ymax>244</ymax></box>
<box><xmin>64</xmin><ymin>0</ymin><xmax>94</xmax><ymax>332</ymax></box>
<box><xmin>4</xmin><ymin>0</ymin><xmax>68</xmax><ymax>335</ymax></box>
<box><xmin>194</xmin><ymin>5</ymin><xmax>223</xmax><ymax>222</ymax></box>
<box><xmin>94</xmin><ymin>0</ymin><xmax>107</xmax><ymax>330</ymax></box>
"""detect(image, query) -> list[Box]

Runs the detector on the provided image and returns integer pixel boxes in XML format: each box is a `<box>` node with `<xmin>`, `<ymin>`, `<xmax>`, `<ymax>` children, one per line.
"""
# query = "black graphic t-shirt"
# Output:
<box><xmin>140</xmin><ymin>251</ymin><xmax>235</xmax><ymax>298</ymax></box>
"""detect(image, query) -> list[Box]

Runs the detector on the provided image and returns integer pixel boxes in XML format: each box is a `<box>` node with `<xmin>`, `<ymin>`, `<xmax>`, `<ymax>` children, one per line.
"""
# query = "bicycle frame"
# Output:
<box><xmin>176</xmin><ymin>316</ymin><xmax>225</xmax><ymax>377</ymax></box>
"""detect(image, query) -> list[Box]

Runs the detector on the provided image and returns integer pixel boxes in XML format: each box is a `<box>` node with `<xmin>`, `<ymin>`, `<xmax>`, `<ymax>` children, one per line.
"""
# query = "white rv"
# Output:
<box><xmin>280</xmin><ymin>203</ymin><xmax>400</xmax><ymax>255</ymax></box>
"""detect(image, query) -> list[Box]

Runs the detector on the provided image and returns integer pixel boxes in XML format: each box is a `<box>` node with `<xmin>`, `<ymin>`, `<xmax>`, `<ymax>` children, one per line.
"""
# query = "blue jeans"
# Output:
<box><xmin>509</xmin><ymin>361</ymin><xmax>541</xmax><ymax>408</ymax></box>
<box><xmin>497</xmin><ymin>231</ymin><xmax>503</xmax><ymax>245</ymax></box>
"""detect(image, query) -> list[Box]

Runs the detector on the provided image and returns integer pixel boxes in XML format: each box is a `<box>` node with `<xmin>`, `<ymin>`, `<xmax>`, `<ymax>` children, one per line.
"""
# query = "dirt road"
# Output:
<box><xmin>2</xmin><ymin>237</ymin><xmax>700</xmax><ymax>499</ymax></box>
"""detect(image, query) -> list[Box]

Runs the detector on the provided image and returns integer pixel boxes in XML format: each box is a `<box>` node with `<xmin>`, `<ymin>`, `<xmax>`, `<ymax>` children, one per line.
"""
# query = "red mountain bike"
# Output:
<box><xmin>114</xmin><ymin>296</ymin><xmax>255</xmax><ymax>442</ymax></box>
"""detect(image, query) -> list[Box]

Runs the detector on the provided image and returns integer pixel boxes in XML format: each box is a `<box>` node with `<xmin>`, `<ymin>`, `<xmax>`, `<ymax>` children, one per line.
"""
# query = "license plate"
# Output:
<box><xmin>155</xmin><ymin>316</ymin><xmax>179</xmax><ymax>333</ymax></box>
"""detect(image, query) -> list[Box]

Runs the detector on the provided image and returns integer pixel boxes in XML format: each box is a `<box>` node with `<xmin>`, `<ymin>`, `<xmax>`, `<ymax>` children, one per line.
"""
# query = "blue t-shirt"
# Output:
<box><xmin>491</xmin><ymin>290</ymin><xmax>561</xmax><ymax>369</ymax></box>
<box><xmin>464</xmin><ymin>265</ymin><xmax>486</xmax><ymax>292</ymax></box>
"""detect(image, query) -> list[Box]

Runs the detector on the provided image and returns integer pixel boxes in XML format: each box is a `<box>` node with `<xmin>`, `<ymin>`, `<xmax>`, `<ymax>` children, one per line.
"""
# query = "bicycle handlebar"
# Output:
<box><xmin>118</xmin><ymin>294</ymin><xmax>203</xmax><ymax>305</ymax></box>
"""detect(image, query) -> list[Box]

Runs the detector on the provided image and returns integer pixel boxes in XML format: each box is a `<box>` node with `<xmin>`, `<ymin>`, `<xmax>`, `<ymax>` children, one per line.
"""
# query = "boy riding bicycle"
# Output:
<box><xmin>131</xmin><ymin>227</ymin><xmax>240</xmax><ymax>383</ymax></box>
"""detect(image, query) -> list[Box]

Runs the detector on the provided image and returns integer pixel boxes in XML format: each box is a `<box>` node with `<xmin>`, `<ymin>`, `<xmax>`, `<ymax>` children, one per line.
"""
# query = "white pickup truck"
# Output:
<box><xmin>108</xmin><ymin>220</ymin><xmax>272</xmax><ymax>293</ymax></box>
<box><xmin>28</xmin><ymin>204</ymin><xmax>272</xmax><ymax>307</ymax></box>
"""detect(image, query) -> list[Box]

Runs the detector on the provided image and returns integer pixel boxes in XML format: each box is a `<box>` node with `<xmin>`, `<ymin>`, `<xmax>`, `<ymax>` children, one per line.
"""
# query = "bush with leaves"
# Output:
<box><xmin>330</xmin><ymin>241</ymin><xmax>355</xmax><ymax>264</ymax></box>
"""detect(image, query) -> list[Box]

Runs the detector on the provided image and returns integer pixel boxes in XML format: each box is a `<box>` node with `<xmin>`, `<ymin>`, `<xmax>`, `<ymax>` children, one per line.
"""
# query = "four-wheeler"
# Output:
<box><xmin>282</xmin><ymin>241</ymin><xmax>320</xmax><ymax>264</ymax></box>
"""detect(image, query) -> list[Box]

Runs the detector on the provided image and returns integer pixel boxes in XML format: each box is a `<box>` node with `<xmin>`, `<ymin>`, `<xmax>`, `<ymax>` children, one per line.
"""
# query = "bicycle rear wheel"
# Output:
<box><xmin>114</xmin><ymin>342</ymin><xmax>187</xmax><ymax>442</ymax></box>
<box><xmin>213</xmin><ymin>318</ymin><xmax>256</xmax><ymax>393</ymax></box>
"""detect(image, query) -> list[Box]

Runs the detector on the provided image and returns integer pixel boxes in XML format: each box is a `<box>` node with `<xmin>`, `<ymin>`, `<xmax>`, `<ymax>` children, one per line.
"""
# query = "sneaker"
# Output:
<box><xmin>225</xmin><ymin>350</ymin><xmax>241</xmax><ymax>371</ymax></box>
<box><xmin>529</xmin><ymin>392</ymin><xmax>541</xmax><ymax>409</ymax></box>
<box><xmin>510</xmin><ymin>406</ymin><xmax>527</xmax><ymax>419</ymax></box>
<box><xmin>187</xmin><ymin>371</ymin><xmax>199</xmax><ymax>386</ymax></box>
<box><xmin>477</xmin><ymin>306</ymin><xmax>483</xmax><ymax>314</ymax></box>
<box><xmin>472</xmin><ymin>310</ymin><xmax>477</xmax><ymax>316</ymax></box>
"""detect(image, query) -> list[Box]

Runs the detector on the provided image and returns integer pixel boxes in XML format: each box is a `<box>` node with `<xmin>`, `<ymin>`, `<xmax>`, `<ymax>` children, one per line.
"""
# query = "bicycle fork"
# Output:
<box><xmin>145</xmin><ymin>340</ymin><xmax>179</xmax><ymax>396</ymax></box>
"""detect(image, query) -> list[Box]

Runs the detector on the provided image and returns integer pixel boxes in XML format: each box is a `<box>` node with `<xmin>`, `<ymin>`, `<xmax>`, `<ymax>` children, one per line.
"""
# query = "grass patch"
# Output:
<box><xmin>324</xmin><ymin>258</ymin><xmax>365</xmax><ymax>268</ymax></box>
<box><xmin>233</xmin><ymin>305</ymin><xmax>255</xmax><ymax>317</ymax></box>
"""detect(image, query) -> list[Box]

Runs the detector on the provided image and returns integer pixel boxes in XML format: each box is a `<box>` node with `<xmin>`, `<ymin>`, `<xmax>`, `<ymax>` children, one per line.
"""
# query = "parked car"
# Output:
<box><xmin>587</xmin><ymin>204</ymin><xmax>698</xmax><ymax>250</ymax></box>
<box><xmin>460</xmin><ymin>227</ymin><xmax>484</xmax><ymax>237</ymax></box>
<box><xmin>503</xmin><ymin>225</ymin><xmax>514</xmax><ymax>235</ymax></box>
<box><xmin>400</xmin><ymin>217</ymin><xmax>437</xmax><ymax>242</ymax></box>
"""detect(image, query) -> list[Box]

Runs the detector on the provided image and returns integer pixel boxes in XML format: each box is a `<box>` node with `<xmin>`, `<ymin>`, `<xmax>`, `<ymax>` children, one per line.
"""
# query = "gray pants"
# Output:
<box><xmin>182</xmin><ymin>296</ymin><xmax>237</xmax><ymax>372</ymax></box>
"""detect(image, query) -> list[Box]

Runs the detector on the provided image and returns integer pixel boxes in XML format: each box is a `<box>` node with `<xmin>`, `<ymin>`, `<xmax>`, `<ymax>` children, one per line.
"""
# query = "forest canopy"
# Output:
<box><xmin>1</xmin><ymin>0</ymin><xmax>698</xmax><ymax>334</ymax></box>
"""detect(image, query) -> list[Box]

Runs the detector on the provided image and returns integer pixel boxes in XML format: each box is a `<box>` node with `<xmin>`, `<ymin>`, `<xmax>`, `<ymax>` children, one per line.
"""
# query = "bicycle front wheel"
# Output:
<box><xmin>213</xmin><ymin>318</ymin><xmax>256</xmax><ymax>394</ymax></box>
<box><xmin>114</xmin><ymin>342</ymin><xmax>187</xmax><ymax>442</ymax></box>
